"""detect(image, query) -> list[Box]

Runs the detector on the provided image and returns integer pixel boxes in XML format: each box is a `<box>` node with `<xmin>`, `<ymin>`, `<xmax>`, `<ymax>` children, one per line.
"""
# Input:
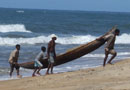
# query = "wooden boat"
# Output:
<box><xmin>19</xmin><ymin>26</ymin><xmax>117</xmax><ymax>69</ymax></box>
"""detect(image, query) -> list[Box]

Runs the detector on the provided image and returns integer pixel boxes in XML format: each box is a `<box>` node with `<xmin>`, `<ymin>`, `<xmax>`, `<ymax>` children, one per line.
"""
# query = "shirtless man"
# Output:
<box><xmin>46</xmin><ymin>34</ymin><xmax>57</xmax><ymax>74</ymax></box>
<box><xmin>9</xmin><ymin>44</ymin><xmax>21</xmax><ymax>77</ymax></box>
<box><xmin>97</xmin><ymin>29</ymin><xmax>120</xmax><ymax>67</ymax></box>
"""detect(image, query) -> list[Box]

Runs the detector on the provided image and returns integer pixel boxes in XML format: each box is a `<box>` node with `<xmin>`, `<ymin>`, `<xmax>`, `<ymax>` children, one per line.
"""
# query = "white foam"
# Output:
<box><xmin>83</xmin><ymin>54</ymin><xmax>105</xmax><ymax>58</ymax></box>
<box><xmin>56</xmin><ymin>33</ymin><xmax>130</xmax><ymax>45</ymax></box>
<box><xmin>0</xmin><ymin>36</ymin><xmax>46</xmax><ymax>45</ymax></box>
<box><xmin>0</xmin><ymin>34</ymin><xmax>97</xmax><ymax>45</ymax></box>
<box><xmin>16</xmin><ymin>10</ymin><xmax>24</xmax><ymax>13</ymax></box>
<box><xmin>116</xmin><ymin>33</ymin><xmax>130</xmax><ymax>44</ymax></box>
<box><xmin>0</xmin><ymin>24</ymin><xmax>31</xmax><ymax>33</ymax></box>
<box><xmin>117</xmin><ymin>52</ymin><xmax>130</xmax><ymax>56</ymax></box>
<box><xmin>83</xmin><ymin>52</ymin><xmax>130</xmax><ymax>58</ymax></box>
<box><xmin>57</xmin><ymin>35</ymin><xmax>96</xmax><ymax>44</ymax></box>
<box><xmin>0</xmin><ymin>33</ymin><xmax>129</xmax><ymax>45</ymax></box>
<box><xmin>0</xmin><ymin>76</ymin><xmax>19</xmax><ymax>81</ymax></box>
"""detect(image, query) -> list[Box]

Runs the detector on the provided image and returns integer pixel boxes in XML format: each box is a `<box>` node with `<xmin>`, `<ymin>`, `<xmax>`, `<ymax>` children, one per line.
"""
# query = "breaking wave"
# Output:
<box><xmin>0</xmin><ymin>24</ymin><xmax>31</xmax><ymax>33</ymax></box>
<box><xmin>83</xmin><ymin>52</ymin><xmax>130</xmax><ymax>58</ymax></box>
<box><xmin>0</xmin><ymin>33</ymin><xmax>129</xmax><ymax>45</ymax></box>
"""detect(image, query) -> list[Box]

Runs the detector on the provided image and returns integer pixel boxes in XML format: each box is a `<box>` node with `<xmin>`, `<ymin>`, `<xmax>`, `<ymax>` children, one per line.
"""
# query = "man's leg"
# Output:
<box><xmin>15</xmin><ymin>65</ymin><xmax>20</xmax><ymax>77</ymax></box>
<box><xmin>46</xmin><ymin>64</ymin><xmax>51</xmax><ymax>75</ymax></box>
<box><xmin>32</xmin><ymin>69</ymin><xmax>37</xmax><ymax>77</ymax></box>
<box><xmin>103</xmin><ymin>51</ymin><xmax>109</xmax><ymax>67</ymax></box>
<box><xmin>16</xmin><ymin>69</ymin><xmax>20</xmax><ymax>76</ymax></box>
<box><xmin>51</xmin><ymin>63</ymin><xmax>54</xmax><ymax>74</ymax></box>
<box><xmin>36</xmin><ymin>61</ymin><xmax>43</xmax><ymax>75</ymax></box>
<box><xmin>9</xmin><ymin>63</ymin><xmax>14</xmax><ymax>77</ymax></box>
<box><xmin>37</xmin><ymin>67</ymin><xmax>42</xmax><ymax>75</ymax></box>
<box><xmin>107</xmin><ymin>50</ymin><xmax>117</xmax><ymax>64</ymax></box>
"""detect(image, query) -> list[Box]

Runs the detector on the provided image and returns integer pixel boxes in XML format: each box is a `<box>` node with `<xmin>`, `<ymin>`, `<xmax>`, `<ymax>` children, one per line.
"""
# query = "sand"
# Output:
<box><xmin>1</xmin><ymin>58</ymin><xmax>130</xmax><ymax>90</ymax></box>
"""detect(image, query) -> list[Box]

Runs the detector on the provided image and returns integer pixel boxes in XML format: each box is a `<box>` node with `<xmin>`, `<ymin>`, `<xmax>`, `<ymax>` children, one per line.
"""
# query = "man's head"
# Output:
<box><xmin>16</xmin><ymin>44</ymin><xmax>20</xmax><ymax>50</ymax></box>
<box><xmin>115</xmin><ymin>29</ymin><xmax>120</xmax><ymax>36</ymax></box>
<box><xmin>41</xmin><ymin>46</ymin><xmax>46</xmax><ymax>52</ymax></box>
<box><xmin>52</xmin><ymin>37</ymin><xmax>57</xmax><ymax>40</ymax></box>
<box><xmin>51</xmin><ymin>34</ymin><xmax>57</xmax><ymax>40</ymax></box>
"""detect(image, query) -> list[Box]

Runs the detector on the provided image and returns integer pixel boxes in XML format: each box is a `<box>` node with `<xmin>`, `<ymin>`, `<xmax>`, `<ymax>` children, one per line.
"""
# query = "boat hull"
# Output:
<box><xmin>19</xmin><ymin>26</ymin><xmax>116</xmax><ymax>69</ymax></box>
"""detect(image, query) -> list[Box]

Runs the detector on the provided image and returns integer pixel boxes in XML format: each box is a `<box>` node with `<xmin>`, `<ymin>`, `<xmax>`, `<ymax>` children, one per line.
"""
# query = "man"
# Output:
<box><xmin>97</xmin><ymin>29</ymin><xmax>120</xmax><ymax>67</ymax></box>
<box><xmin>9</xmin><ymin>44</ymin><xmax>21</xmax><ymax>78</ymax></box>
<box><xmin>46</xmin><ymin>34</ymin><xmax>57</xmax><ymax>74</ymax></box>
<box><xmin>32</xmin><ymin>46</ymin><xmax>46</xmax><ymax>77</ymax></box>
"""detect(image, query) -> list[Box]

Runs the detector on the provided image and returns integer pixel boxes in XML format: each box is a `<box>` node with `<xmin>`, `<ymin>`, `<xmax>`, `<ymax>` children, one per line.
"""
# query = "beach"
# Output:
<box><xmin>0</xmin><ymin>8</ymin><xmax>130</xmax><ymax>89</ymax></box>
<box><xmin>0</xmin><ymin>58</ymin><xmax>130</xmax><ymax>90</ymax></box>
<box><xmin>0</xmin><ymin>8</ymin><xmax>130</xmax><ymax>80</ymax></box>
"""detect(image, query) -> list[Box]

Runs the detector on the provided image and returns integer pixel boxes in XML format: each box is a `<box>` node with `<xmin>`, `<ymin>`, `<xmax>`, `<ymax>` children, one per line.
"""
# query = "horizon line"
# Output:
<box><xmin>0</xmin><ymin>7</ymin><xmax>130</xmax><ymax>13</ymax></box>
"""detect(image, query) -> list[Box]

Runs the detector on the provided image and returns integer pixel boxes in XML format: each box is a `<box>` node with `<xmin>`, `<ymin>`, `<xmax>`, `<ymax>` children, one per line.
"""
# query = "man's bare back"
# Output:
<box><xmin>46</xmin><ymin>36</ymin><xmax>57</xmax><ymax>74</ymax></box>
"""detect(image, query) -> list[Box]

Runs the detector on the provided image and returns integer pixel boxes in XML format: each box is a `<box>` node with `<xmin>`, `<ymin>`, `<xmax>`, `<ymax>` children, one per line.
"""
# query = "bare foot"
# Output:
<box><xmin>51</xmin><ymin>72</ymin><xmax>53</xmax><ymax>74</ymax></box>
<box><xmin>10</xmin><ymin>76</ymin><xmax>12</xmax><ymax>78</ymax></box>
<box><xmin>32</xmin><ymin>74</ymin><xmax>36</xmax><ymax>77</ymax></box>
<box><xmin>37</xmin><ymin>72</ymin><xmax>41</xmax><ymax>76</ymax></box>
<box><xmin>17</xmin><ymin>75</ymin><xmax>22</xmax><ymax>78</ymax></box>
<box><xmin>107</xmin><ymin>62</ymin><xmax>113</xmax><ymax>65</ymax></box>
<box><xmin>46</xmin><ymin>72</ymin><xmax>49</xmax><ymax>75</ymax></box>
<box><xmin>103</xmin><ymin>64</ymin><xmax>106</xmax><ymax>67</ymax></box>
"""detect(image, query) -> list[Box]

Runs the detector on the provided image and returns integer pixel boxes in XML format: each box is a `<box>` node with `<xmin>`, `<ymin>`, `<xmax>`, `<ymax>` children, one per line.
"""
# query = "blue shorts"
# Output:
<box><xmin>34</xmin><ymin>60</ymin><xmax>43</xmax><ymax>67</ymax></box>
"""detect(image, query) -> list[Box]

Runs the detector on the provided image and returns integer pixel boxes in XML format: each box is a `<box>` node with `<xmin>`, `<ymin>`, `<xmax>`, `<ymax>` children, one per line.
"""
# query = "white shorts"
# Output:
<box><xmin>34</xmin><ymin>60</ymin><xmax>43</xmax><ymax>67</ymax></box>
<box><xmin>48</xmin><ymin>53</ymin><xmax>55</xmax><ymax>64</ymax></box>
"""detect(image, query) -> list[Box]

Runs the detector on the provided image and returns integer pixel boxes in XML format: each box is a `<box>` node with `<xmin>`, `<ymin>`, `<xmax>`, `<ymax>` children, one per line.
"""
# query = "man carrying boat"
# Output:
<box><xmin>46</xmin><ymin>34</ymin><xmax>57</xmax><ymax>74</ymax></box>
<box><xmin>32</xmin><ymin>46</ymin><xmax>46</xmax><ymax>77</ymax></box>
<box><xmin>97</xmin><ymin>29</ymin><xmax>120</xmax><ymax>66</ymax></box>
<box><xmin>8</xmin><ymin>44</ymin><xmax>21</xmax><ymax>78</ymax></box>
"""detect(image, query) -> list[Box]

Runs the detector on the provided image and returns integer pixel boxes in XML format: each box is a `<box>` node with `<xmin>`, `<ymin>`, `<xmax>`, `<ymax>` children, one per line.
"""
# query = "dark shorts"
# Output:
<box><xmin>10</xmin><ymin>63</ymin><xmax>20</xmax><ymax>70</ymax></box>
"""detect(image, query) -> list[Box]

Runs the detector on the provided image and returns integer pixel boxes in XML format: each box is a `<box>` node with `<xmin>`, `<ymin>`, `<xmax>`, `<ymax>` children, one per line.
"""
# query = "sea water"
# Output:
<box><xmin>0</xmin><ymin>8</ymin><xmax>130</xmax><ymax>80</ymax></box>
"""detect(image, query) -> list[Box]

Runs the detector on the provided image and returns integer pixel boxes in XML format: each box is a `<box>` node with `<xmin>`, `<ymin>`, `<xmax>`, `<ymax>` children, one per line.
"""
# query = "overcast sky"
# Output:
<box><xmin>0</xmin><ymin>0</ymin><xmax>130</xmax><ymax>12</ymax></box>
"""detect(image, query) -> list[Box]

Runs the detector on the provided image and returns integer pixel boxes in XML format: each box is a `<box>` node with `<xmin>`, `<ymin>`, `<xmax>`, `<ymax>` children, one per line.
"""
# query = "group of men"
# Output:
<box><xmin>8</xmin><ymin>29</ymin><xmax>120</xmax><ymax>78</ymax></box>
<box><xmin>8</xmin><ymin>35</ymin><xmax>57</xmax><ymax>77</ymax></box>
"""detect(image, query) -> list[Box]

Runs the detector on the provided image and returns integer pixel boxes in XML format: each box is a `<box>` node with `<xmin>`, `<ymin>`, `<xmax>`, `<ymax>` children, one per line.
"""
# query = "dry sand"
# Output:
<box><xmin>1</xmin><ymin>59</ymin><xmax>130</xmax><ymax>90</ymax></box>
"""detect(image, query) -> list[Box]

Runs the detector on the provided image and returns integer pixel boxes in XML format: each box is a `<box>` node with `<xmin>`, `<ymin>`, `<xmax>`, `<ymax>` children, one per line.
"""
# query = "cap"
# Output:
<box><xmin>50</xmin><ymin>34</ymin><xmax>57</xmax><ymax>38</ymax></box>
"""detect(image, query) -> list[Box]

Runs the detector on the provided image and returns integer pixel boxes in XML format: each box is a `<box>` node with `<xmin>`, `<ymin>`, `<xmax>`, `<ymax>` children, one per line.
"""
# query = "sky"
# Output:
<box><xmin>0</xmin><ymin>0</ymin><xmax>130</xmax><ymax>12</ymax></box>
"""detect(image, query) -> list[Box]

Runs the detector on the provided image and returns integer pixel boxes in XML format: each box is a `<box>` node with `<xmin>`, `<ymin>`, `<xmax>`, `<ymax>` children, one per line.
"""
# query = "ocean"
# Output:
<box><xmin>0</xmin><ymin>8</ymin><xmax>130</xmax><ymax>80</ymax></box>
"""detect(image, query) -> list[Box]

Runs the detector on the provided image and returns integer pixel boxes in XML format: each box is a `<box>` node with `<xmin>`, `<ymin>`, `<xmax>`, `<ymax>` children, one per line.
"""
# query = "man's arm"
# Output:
<box><xmin>47</xmin><ymin>41</ymin><xmax>51</xmax><ymax>59</ymax></box>
<box><xmin>96</xmin><ymin>34</ymin><xmax>113</xmax><ymax>41</ymax></box>
<box><xmin>96</xmin><ymin>36</ymin><xmax>105</xmax><ymax>41</ymax></box>
<box><xmin>105</xmin><ymin>35</ymin><xmax>114</xmax><ymax>49</ymax></box>
<box><xmin>53</xmin><ymin>48</ymin><xmax>56</xmax><ymax>59</ymax></box>
<box><xmin>52</xmin><ymin>41</ymin><xmax>56</xmax><ymax>59</ymax></box>
<box><xmin>12</xmin><ymin>50</ymin><xmax>19</xmax><ymax>64</ymax></box>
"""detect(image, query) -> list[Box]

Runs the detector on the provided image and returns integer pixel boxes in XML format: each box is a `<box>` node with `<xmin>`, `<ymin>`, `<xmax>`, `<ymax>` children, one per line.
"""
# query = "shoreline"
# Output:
<box><xmin>0</xmin><ymin>58</ymin><xmax>130</xmax><ymax>90</ymax></box>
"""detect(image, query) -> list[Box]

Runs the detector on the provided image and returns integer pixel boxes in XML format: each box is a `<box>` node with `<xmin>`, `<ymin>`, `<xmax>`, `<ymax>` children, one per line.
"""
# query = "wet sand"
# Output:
<box><xmin>0</xmin><ymin>58</ymin><xmax>130</xmax><ymax>90</ymax></box>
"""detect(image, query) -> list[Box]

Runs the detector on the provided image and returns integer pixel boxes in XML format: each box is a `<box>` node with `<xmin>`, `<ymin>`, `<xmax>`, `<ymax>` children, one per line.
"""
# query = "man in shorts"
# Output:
<box><xmin>32</xmin><ymin>46</ymin><xmax>46</xmax><ymax>77</ymax></box>
<box><xmin>97</xmin><ymin>29</ymin><xmax>120</xmax><ymax>66</ymax></box>
<box><xmin>46</xmin><ymin>34</ymin><xmax>57</xmax><ymax>74</ymax></box>
<box><xmin>9</xmin><ymin>44</ymin><xmax>21</xmax><ymax>78</ymax></box>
